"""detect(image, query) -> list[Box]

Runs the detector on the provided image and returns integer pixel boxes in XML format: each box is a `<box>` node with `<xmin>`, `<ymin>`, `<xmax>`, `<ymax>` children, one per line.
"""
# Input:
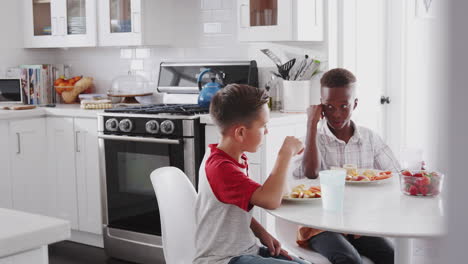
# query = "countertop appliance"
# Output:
<box><xmin>0</xmin><ymin>79</ymin><xmax>23</xmax><ymax>103</ymax></box>
<box><xmin>99</xmin><ymin>60</ymin><xmax>258</xmax><ymax>264</ymax></box>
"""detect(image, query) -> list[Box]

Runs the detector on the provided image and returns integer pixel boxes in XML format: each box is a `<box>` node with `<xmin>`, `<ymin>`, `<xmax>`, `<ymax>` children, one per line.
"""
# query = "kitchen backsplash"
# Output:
<box><xmin>2</xmin><ymin>0</ymin><xmax>326</xmax><ymax>96</ymax></box>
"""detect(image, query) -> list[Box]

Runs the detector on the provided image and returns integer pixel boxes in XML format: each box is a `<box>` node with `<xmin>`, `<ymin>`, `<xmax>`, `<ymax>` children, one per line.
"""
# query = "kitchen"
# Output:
<box><xmin>0</xmin><ymin>0</ymin><xmax>464</xmax><ymax>264</ymax></box>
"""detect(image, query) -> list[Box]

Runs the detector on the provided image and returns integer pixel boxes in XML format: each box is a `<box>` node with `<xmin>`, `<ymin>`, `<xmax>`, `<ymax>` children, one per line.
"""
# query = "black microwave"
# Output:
<box><xmin>0</xmin><ymin>79</ymin><xmax>23</xmax><ymax>103</ymax></box>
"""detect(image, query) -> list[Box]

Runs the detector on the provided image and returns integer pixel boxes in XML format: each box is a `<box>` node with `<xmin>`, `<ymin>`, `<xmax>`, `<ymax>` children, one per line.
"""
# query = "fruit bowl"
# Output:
<box><xmin>54</xmin><ymin>85</ymin><xmax>74</xmax><ymax>95</ymax></box>
<box><xmin>399</xmin><ymin>170</ymin><xmax>444</xmax><ymax>197</ymax></box>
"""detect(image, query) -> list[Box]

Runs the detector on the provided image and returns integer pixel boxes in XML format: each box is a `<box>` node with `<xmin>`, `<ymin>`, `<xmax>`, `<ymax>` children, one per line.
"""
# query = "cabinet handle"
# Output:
<box><xmin>52</xmin><ymin>17</ymin><xmax>57</xmax><ymax>36</ymax></box>
<box><xmin>59</xmin><ymin>17</ymin><xmax>66</xmax><ymax>36</ymax></box>
<box><xmin>132</xmin><ymin>12</ymin><xmax>141</xmax><ymax>33</ymax></box>
<box><xmin>16</xmin><ymin>133</ymin><xmax>20</xmax><ymax>154</ymax></box>
<box><xmin>75</xmin><ymin>131</ymin><xmax>80</xmax><ymax>152</ymax></box>
<box><xmin>239</xmin><ymin>4</ymin><xmax>249</xmax><ymax>28</ymax></box>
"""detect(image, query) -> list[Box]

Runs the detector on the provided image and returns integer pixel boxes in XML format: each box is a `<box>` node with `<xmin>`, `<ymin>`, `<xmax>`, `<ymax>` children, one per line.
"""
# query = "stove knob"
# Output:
<box><xmin>119</xmin><ymin>119</ymin><xmax>133</xmax><ymax>132</ymax></box>
<box><xmin>145</xmin><ymin>120</ymin><xmax>160</xmax><ymax>134</ymax></box>
<box><xmin>160</xmin><ymin>120</ymin><xmax>175</xmax><ymax>135</ymax></box>
<box><xmin>105</xmin><ymin>118</ymin><xmax>119</xmax><ymax>132</ymax></box>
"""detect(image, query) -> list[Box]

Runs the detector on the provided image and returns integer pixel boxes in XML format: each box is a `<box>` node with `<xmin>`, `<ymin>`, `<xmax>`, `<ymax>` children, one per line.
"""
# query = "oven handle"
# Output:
<box><xmin>98</xmin><ymin>134</ymin><xmax>182</xmax><ymax>145</ymax></box>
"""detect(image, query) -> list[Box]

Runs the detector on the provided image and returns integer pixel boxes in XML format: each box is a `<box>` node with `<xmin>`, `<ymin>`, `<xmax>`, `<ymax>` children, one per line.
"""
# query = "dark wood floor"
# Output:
<box><xmin>49</xmin><ymin>241</ymin><xmax>135</xmax><ymax>264</ymax></box>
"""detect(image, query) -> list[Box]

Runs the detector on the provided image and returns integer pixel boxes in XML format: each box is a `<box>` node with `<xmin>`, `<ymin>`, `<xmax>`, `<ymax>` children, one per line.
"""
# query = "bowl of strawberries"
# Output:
<box><xmin>399</xmin><ymin>170</ymin><xmax>444</xmax><ymax>197</ymax></box>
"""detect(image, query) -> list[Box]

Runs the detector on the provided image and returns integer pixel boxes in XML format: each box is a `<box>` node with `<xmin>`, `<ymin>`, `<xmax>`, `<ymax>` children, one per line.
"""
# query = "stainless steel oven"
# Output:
<box><xmin>98</xmin><ymin>114</ymin><xmax>203</xmax><ymax>264</ymax></box>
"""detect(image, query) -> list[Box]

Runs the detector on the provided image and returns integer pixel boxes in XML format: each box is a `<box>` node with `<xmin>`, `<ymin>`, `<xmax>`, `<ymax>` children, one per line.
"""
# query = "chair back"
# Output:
<box><xmin>150</xmin><ymin>167</ymin><xmax>197</xmax><ymax>264</ymax></box>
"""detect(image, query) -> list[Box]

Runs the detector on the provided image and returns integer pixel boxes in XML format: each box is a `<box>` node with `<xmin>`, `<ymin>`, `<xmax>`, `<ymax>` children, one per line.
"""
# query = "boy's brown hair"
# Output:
<box><xmin>210</xmin><ymin>84</ymin><xmax>269</xmax><ymax>134</ymax></box>
<box><xmin>320</xmin><ymin>68</ymin><xmax>356</xmax><ymax>88</ymax></box>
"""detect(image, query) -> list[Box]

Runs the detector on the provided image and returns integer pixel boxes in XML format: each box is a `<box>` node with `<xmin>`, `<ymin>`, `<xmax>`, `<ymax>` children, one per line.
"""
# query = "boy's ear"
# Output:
<box><xmin>233</xmin><ymin>125</ymin><xmax>246</xmax><ymax>142</ymax></box>
<box><xmin>353</xmin><ymin>98</ymin><xmax>358</xmax><ymax>110</ymax></box>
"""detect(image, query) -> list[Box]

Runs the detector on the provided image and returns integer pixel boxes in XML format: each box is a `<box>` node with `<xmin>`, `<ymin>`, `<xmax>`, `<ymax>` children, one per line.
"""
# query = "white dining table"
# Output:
<box><xmin>267</xmin><ymin>176</ymin><xmax>446</xmax><ymax>264</ymax></box>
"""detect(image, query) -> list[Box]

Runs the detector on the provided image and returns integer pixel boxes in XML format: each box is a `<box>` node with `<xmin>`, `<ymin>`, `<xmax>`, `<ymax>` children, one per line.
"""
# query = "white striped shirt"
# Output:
<box><xmin>293</xmin><ymin>120</ymin><xmax>401</xmax><ymax>178</ymax></box>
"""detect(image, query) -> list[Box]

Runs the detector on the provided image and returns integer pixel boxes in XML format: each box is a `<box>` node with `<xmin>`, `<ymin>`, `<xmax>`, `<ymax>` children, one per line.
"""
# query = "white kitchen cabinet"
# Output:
<box><xmin>74</xmin><ymin>118</ymin><xmax>102</xmax><ymax>235</ymax></box>
<box><xmin>46</xmin><ymin>117</ymin><xmax>79</xmax><ymax>229</ymax></box>
<box><xmin>0</xmin><ymin>121</ymin><xmax>12</xmax><ymax>209</ymax></box>
<box><xmin>237</xmin><ymin>0</ymin><xmax>323</xmax><ymax>42</ymax></box>
<box><xmin>46</xmin><ymin>117</ymin><xmax>102</xmax><ymax>235</ymax></box>
<box><xmin>23</xmin><ymin>0</ymin><xmax>97</xmax><ymax>48</ymax></box>
<box><xmin>97</xmin><ymin>0</ymin><xmax>173</xmax><ymax>46</ymax></box>
<box><xmin>9</xmin><ymin>118</ymin><xmax>49</xmax><ymax>215</ymax></box>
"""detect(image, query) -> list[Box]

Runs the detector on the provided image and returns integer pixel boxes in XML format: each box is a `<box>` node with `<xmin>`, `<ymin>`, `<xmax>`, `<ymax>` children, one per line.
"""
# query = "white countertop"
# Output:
<box><xmin>0</xmin><ymin>208</ymin><xmax>70</xmax><ymax>257</ymax></box>
<box><xmin>269</xmin><ymin>176</ymin><xmax>446</xmax><ymax>238</ymax></box>
<box><xmin>0</xmin><ymin>104</ymin><xmax>103</xmax><ymax>120</ymax></box>
<box><xmin>200</xmin><ymin>111</ymin><xmax>307</xmax><ymax>125</ymax></box>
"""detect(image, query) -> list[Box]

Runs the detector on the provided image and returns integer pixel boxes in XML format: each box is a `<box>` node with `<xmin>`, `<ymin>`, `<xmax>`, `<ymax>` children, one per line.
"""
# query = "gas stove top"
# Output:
<box><xmin>104</xmin><ymin>104</ymin><xmax>209</xmax><ymax>115</ymax></box>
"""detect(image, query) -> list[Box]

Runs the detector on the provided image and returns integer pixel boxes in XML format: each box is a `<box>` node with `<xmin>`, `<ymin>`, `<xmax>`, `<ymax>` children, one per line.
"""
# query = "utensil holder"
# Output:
<box><xmin>281</xmin><ymin>80</ymin><xmax>311</xmax><ymax>113</ymax></box>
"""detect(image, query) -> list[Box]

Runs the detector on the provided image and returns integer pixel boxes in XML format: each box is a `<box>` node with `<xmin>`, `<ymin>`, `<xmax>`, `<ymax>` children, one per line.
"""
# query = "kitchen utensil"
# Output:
<box><xmin>297</xmin><ymin>59</ymin><xmax>320</xmax><ymax>81</ymax></box>
<box><xmin>292</xmin><ymin>55</ymin><xmax>309</xmax><ymax>80</ymax></box>
<box><xmin>278</xmin><ymin>58</ymin><xmax>296</xmax><ymax>80</ymax></box>
<box><xmin>260</xmin><ymin>49</ymin><xmax>283</xmax><ymax>66</ymax></box>
<box><xmin>197</xmin><ymin>68</ymin><xmax>224</xmax><ymax>108</ymax></box>
<box><xmin>2</xmin><ymin>105</ymin><xmax>37</xmax><ymax>110</ymax></box>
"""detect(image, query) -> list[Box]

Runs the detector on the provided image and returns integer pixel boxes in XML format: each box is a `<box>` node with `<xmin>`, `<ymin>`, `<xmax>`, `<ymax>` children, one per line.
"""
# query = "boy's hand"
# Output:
<box><xmin>279</xmin><ymin>136</ymin><xmax>304</xmax><ymax>157</ymax></box>
<box><xmin>307</xmin><ymin>104</ymin><xmax>324</xmax><ymax>124</ymax></box>
<box><xmin>258</xmin><ymin>231</ymin><xmax>293</xmax><ymax>260</ymax></box>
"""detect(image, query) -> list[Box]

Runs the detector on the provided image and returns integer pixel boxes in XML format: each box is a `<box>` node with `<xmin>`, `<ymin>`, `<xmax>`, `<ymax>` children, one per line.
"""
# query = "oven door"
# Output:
<box><xmin>99</xmin><ymin>135</ymin><xmax>188</xmax><ymax>237</ymax></box>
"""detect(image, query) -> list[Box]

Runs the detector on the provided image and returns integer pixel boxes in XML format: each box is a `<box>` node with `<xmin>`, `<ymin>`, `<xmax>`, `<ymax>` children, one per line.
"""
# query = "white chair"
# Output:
<box><xmin>275</xmin><ymin>218</ymin><xmax>374</xmax><ymax>264</ymax></box>
<box><xmin>150</xmin><ymin>167</ymin><xmax>197</xmax><ymax>264</ymax></box>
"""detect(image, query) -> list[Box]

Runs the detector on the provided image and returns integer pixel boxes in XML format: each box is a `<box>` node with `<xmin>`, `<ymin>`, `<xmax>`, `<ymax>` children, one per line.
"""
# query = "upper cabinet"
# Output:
<box><xmin>237</xmin><ymin>0</ymin><xmax>323</xmax><ymax>42</ymax></box>
<box><xmin>23</xmin><ymin>0</ymin><xmax>97</xmax><ymax>48</ymax></box>
<box><xmin>97</xmin><ymin>0</ymin><xmax>173</xmax><ymax>46</ymax></box>
<box><xmin>23</xmin><ymin>0</ymin><xmax>173</xmax><ymax>48</ymax></box>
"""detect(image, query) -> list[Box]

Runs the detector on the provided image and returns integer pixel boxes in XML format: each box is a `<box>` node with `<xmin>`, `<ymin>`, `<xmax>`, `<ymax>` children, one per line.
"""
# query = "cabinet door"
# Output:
<box><xmin>23</xmin><ymin>0</ymin><xmax>96</xmax><ymax>48</ymax></box>
<box><xmin>10</xmin><ymin>119</ymin><xmax>49</xmax><ymax>215</ymax></box>
<box><xmin>46</xmin><ymin>117</ymin><xmax>79</xmax><ymax>229</ymax></box>
<box><xmin>0</xmin><ymin>121</ymin><xmax>12</xmax><ymax>209</ymax></box>
<box><xmin>59</xmin><ymin>0</ymin><xmax>97</xmax><ymax>47</ymax></box>
<box><xmin>74</xmin><ymin>118</ymin><xmax>102</xmax><ymax>234</ymax></box>
<box><xmin>238</xmin><ymin>0</ymin><xmax>292</xmax><ymax>41</ymax></box>
<box><xmin>98</xmin><ymin>0</ymin><xmax>142</xmax><ymax>46</ymax></box>
<box><xmin>23</xmin><ymin>0</ymin><xmax>60</xmax><ymax>47</ymax></box>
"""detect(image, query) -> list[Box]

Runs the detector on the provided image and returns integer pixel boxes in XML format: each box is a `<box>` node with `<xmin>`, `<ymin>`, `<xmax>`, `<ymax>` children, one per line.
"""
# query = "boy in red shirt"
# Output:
<box><xmin>194</xmin><ymin>84</ymin><xmax>308</xmax><ymax>264</ymax></box>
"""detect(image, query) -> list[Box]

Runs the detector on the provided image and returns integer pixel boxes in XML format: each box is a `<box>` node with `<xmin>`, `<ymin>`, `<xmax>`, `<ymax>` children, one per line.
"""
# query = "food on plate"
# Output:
<box><xmin>337</xmin><ymin>165</ymin><xmax>393</xmax><ymax>182</ymax></box>
<box><xmin>285</xmin><ymin>184</ymin><xmax>321</xmax><ymax>199</ymax></box>
<box><xmin>399</xmin><ymin>170</ymin><xmax>444</xmax><ymax>196</ymax></box>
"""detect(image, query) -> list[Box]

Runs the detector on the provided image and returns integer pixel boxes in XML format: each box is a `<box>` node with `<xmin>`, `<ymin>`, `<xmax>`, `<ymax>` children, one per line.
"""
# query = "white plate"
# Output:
<box><xmin>345</xmin><ymin>169</ymin><xmax>393</xmax><ymax>184</ymax></box>
<box><xmin>282</xmin><ymin>196</ymin><xmax>322</xmax><ymax>202</ymax></box>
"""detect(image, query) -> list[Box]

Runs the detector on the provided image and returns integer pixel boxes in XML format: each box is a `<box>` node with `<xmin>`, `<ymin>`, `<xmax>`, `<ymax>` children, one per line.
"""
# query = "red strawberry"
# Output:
<box><xmin>416</xmin><ymin>176</ymin><xmax>431</xmax><ymax>186</ymax></box>
<box><xmin>413</xmin><ymin>172</ymin><xmax>424</xmax><ymax>177</ymax></box>
<box><xmin>419</xmin><ymin>186</ymin><xmax>429</xmax><ymax>196</ymax></box>
<box><xmin>402</xmin><ymin>170</ymin><xmax>413</xmax><ymax>176</ymax></box>
<box><xmin>409</xmin><ymin>185</ymin><xmax>419</xmax><ymax>196</ymax></box>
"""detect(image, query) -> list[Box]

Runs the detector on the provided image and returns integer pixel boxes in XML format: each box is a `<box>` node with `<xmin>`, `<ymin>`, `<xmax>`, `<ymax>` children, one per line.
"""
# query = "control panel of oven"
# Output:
<box><xmin>102</xmin><ymin>116</ymin><xmax>187</xmax><ymax>138</ymax></box>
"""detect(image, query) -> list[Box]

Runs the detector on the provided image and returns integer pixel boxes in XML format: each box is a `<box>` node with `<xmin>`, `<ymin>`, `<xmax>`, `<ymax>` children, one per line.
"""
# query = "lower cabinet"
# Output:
<box><xmin>74</xmin><ymin>118</ymin><xmax>102</xmax><ymax>235</ymax></box>
<box><xmin>9</xmin><ymin>118</ymin><xmax>49</xmax><ymax>215</ymax></box>
<box><xmin>0</xmin><ymin>116</ymin><xmax>102</xmax><ymax>247</ymax></box>
<box><xmin>0</xmin><ymin>121</ymin><xmax>12</xmax><ymax>209</ymax></box>
<box><xmin>46</xmin><ymin>117</ymin><xmax>102</xmax><ymax>245</ymax></box>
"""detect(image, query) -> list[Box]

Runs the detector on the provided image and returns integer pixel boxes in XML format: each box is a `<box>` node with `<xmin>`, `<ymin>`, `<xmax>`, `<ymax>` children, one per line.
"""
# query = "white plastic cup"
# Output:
<box><xmin>319</xmin><ymin>170</ymin><xmax>346</xmax><ymax>212</ymax></box>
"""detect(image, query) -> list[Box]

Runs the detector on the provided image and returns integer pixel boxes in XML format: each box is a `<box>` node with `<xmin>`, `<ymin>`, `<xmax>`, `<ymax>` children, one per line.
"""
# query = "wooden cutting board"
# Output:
<box><xmin>2</xmin><ymin>105</ymin><xmax>37</xmax><ymax>110</ymax></box>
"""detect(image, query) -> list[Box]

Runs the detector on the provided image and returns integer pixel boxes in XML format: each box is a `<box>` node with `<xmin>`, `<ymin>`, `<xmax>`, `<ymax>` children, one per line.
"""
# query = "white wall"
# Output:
<box><xmin>0</xmin><ymin>0</ymin><xmax>58</xmax><ymax>77</ymax></box>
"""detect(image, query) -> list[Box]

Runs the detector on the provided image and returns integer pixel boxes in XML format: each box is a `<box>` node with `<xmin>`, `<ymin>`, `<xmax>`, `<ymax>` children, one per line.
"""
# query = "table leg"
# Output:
<box><xmin>394</xmin><ymin>238</ymin><xmax>411</xmax><ymax>264</ymax></box>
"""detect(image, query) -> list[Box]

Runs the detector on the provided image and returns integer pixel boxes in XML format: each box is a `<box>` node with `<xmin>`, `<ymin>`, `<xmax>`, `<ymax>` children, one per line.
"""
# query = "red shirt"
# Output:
<box><xmin>205</xmin><ymin>144</ymin><xmax>261</xmax><ymax>212</ymax></box>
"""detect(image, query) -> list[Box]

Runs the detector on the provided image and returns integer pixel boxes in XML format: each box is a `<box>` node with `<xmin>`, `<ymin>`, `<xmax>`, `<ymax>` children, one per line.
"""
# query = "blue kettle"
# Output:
<box><xmin>197</xmin><ymin>68</ymin><xmax>224</xmax><ymax>108</ymax></box>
